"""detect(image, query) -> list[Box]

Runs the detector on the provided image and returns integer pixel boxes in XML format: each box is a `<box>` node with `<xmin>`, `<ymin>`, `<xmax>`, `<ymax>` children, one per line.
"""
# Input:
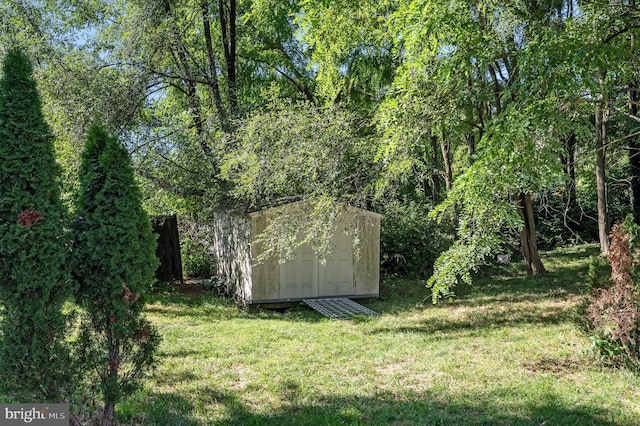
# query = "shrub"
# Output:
<box><xmin>535</xmin><ymin>187</ymin><xmax>599</xmax><ymax>250</ymax></box>
<box><xmin>180</xmin><ymin>219</ymin><xmax>216</xmax><ymax>278</ymax></box>
<box><xmin>0</xmin><ymin>48</ymin><xmax>75</xmax><ymax>401</ymax></box>
<box><xmin>73</xmin><ymin>124</ymin><xmax>160</xmax><ymax>425</ymax></box>
<box><xmin>202</xmin><ymin>275</ymin><xmax>227</xmax><ymax>296</ymax></box>
<box><xmin>582</xmin><ymin>216</ymin><xmax>640</xmax><ymax>370</ymax></box>
<box><xmin>377</xmin><ymin>200</ymin><xmax>453</xmax><ymax>278</ymax></box>
<box><xmin>182</xmin><ymin>238</ymin><xmax>215</xmax><ymax>278</ymax></box>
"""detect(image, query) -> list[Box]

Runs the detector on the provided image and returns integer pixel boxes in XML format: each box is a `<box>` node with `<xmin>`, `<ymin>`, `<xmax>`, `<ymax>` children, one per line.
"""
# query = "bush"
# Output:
<box><xmin>180</xmin><ymin>219</ymin><xmax>216</xmax><ymax>278</ymax></box>
<box><xmin>575</xmin><ymin>254</ymin><xmax>612</xmax><ymax>341</ymax></box>
<box><xmin>581</xmin><ymin>216</ymin><xmax>640</xmax><ymax>370</ymax></box>
<box><xmin>377</xmin><ymin>201</ymin><xmax>454</xmax><ymax>278</ymax></box>
<box><xmin>182</xmin><ymin>242</ymin><xmax>214</xmax><ymax>277</ymax></box>
<box><xmin>535</xmin><ymin>188</ymin><xmax>599</xmax><ymax>251</ymax></box>
<box><xmin>202</xmin><ymin>276</ymin><xmax>227</xmax><ymax>296</ymax></box>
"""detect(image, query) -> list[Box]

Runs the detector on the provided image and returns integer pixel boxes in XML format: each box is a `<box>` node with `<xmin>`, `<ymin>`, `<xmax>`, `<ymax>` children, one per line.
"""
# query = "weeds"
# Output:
<box><xmin>583</xmin><ymin>218</ymin><xmax>640</xmax><ymax>371</ymax></box>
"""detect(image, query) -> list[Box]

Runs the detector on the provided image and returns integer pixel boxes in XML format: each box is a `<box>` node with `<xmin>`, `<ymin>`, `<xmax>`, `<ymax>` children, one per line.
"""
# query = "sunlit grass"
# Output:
<box><xmin>8</xmin><ymin>244</ymin><xmax>640</xmax><ymax>425</ymax></box>
<box><xmin>103</xmin><ymin>244</ymin><xmax>640</xmax><ymax>425</ymax></box>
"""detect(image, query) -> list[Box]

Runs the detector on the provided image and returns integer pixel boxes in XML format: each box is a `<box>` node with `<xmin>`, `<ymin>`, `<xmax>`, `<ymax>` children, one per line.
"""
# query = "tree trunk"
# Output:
<box><xmin>185</xmin><ymin>79</ymin><xmax>211</xmax><ymax>156</ymax></box>
<box><xmin>164</xmin><ymin>1</ymin><xmax>214</xmax><ymax>160</ymax></box>
<box><xmin>151</xmin><ymin>215</ymin><xmax>184</xmax><ymax>283</ymax></box>
<box><xmin>488</xmin><ymin>63</ymin><xmax>503</xmax><ymax>116</ymax></box>
<box><xmin>560</xmin><ymin>132</ymin><xmax>577</xmax><ymax>208</ymax></box>
<box><xmin>103</xmin><ymin>327</ymin><xmax>119</xmax><ymax>426</ymax></box>
<box><xmin>464</xmin><ymin>97</ymin><xmax>477</xmax><ymax>162</ymax></box>
<box><xmin>517</xmin><ymin>193</ymin><xmax>546</xmax><ymax>275</ymax></box>
<box><xmin>103</xmin><ymin>403</ymin><xmax>115</xmax><ymax>426</ymax></box>
<box><xmin>629</xmin><ymin>31</ymin><xmax>640</xmax><ymax>224</ymax></box>
<box><xmin>596</xmin><ymin>73</ymin><xmax>610</xmax><ymax>254</ymax></box>
<box><xmin>430</xmin><ymin>134</ymin><xmax>441</xmax><ymax>203</ymax></box>
<box><xmin>467</xmin><ymin>131</ymin><xmax>476</xmax><ymax>163</ymax></box>
<box><xmin>563</xmin><ymin>132</ymin><xmax>577</xmax><ymax>184</ymax></box>
<box><xmin>629</xmin><ymin>80</ymin><xmax>640</xmax><ymax>224</ymax></box>
<box><xmin>440</xmin><ymin>126</ymin><xmax>453</xmax><ymax>192</ymax></box>
<box><xmin>219</xmin><ymin>0</ymin><xmax>237</xmax><ymax>118</ymax></box>
<box><xmin>202</xmin><ymin>2</ymin><xmax>230</xmax><ymax>132</ymax></box>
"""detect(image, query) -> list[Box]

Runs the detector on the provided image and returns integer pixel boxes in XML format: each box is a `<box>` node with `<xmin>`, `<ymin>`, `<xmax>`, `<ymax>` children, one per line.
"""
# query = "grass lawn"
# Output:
<box><xmin>22</xmin><ymin>244</ymin><xmax>640</xmax><ymax>425</ymax></box>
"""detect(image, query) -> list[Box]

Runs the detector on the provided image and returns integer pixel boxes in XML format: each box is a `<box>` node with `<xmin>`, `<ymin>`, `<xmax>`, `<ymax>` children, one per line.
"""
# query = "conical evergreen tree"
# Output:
<box><xmin>73</xmin><ymin>123</ymin><xmax>160</xmax><ymax>426</ymax></box>
<box><xmin>0</xmin><ymin>48</ymin><xmax>74</xmax><ymax>400</ymax></box>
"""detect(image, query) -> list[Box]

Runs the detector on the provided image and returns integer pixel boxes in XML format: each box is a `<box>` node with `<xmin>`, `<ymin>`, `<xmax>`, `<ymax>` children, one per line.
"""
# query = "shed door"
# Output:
<box><xmin>319</xmin><ymin>229</ymin><xmax>355</xmax><ymax>297</ymax></box>
<box><xmin>279</xmin><ymin>227</ymin><xmax>355</xmax><ymax>299</ymax></box>
<box><xmin>280</xmin><ymin>243</ymin><xmax>319</xmax><ymax>299</ymax></box>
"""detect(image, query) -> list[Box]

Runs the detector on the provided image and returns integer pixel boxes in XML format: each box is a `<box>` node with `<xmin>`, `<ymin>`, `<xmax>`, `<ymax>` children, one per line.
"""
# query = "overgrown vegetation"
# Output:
<box><xmin>378</xmin><ymin>200</ymin><xmax>454</xmax><ymax>278</ymax></box>
<box><xmin>3</xmin><ymin>1</ymin><xmax>640</xmax><ymax>297</ymax></box>
<box><xmin>4</xmin><ymin>2</ymin><xmax>640</xmax><ymax>422</ymax></box>
<box><xmin>180</xmin><ymin>220</ymin><xmax>216</xmax><ymax>279</ymax></box>
<box><xmin>581</xmin><ymin>216</ymin><xmax>640</xmax><ymax>370</ymax></box>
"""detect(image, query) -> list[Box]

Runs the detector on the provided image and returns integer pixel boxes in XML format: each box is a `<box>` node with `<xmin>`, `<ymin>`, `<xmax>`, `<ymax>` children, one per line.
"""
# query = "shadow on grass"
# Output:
<box><xmin>146</xmin><ymin>292</ymin><xmax>335</xmax><ymax>323</ymax></box>
<box><xmin>116</xmin><ymin>391</ymin><xmax>197</xmax><ymax>425</ymax></box>
<box><xmin>371</xmin><ymin>265</ymin><xmax>584</xmax><ymax>336</ymax></box>
<box><xmin>371</xmin><ymin>245</ymin><xmax>597</xmax><ymax>318</ymax></box>
<box><xmin>369</xmin><ymin>299</ymin><xmax>575</xmax><ymax>337</ymax></box>
<box><xmin>145</xmin><ymin>271</ymin><xmax>580</xmax><ymax>328</ymax></box>
<box><xmin>122</xmin><ymin>387</ymin><xmax>620</xmax><ymax>426</ymax></box>
<box><xmin>144</xmin><ymin>245</ymin><xmax>598</xmax><ymax>326</ymax></box>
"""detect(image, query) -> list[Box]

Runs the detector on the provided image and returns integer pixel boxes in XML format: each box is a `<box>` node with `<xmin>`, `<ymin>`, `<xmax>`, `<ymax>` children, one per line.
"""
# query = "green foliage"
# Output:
<box><xmin>376</xmin><ymin>1</ymin><xmax>573</xmax><ymax>299</ymax></box>
<box><xmin>535</xmin><ymin>130</ymin><xmax>634</xmax><ymax>250</ymax></box>
<box><xmin>202</xmin><ymin>275</ymin><xmax>226</xmax><ymax>296</ymax></box>
<box><xmin>589</xmin><ymin>335</ymin><xmax>625</xmax><ymax>365</ymax></box>
<box><xmin>8</xmin><ymin>0</ymin><xmax>640</xmax><ymax>312</ymax></box>
<box><xmin>378</xmin><ymin>200</ymin><xmax>453</xmax><ymax>278</ymax></box>
<box><xmin>426</xmin><ymin>234</ymin><xmax>503</xmax><ymax>303</ymax></box>
<box><xmin>535</xmin><ymin>198</ymin><xmax>596</xmax><ymax>251</ymax></box>
<box><xmin>298</xmin><ymin>0</ymin><xmax>395</xmax><ymax>104</ymax></box>
<box><xmin>222</xmin><ymin>100</ymin><xmax>377</xmax><ymax>210</ymax></box>
<box><xmin>72</xmin><ymin>124</ymin><xmax>160</xmax><ymax>415</ymax></box>
<box><xmin>574</xmin><ymin>254</ymin><xmax>611</xmax><ymax>335</ymax></box>
<box><xmin>181</xmin><ymin>235</ymin><xmax>214</xmax><ymax>278</ymax></box>
<box><xmin>425</xmin><ymin>112</ymin><xmax>562</xmax><ymax>299</ymax></box>
<box><xmin>251</xmin><ymin>196</ymin><xmax>357</xmax><ymax>264</ymax></box>
<box><xmin>586</xmin><ymin>255</ymin><xmax>611</xmax><ymax>294</ymax></box>
<box><xmin>0</xmin><ymin>48</ymin><xmax>75</xmax><ymax>402</ymax></box>
<box><xmin>183</xmin><ymin>252</ymin><xmax>214</xmax><ymax>278</ymax></box>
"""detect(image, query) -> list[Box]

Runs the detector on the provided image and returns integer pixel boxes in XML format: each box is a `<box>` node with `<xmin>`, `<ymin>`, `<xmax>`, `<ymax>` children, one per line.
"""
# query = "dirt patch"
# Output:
<box><xmin>522</xmin><ymin>356</ymin><xmax>591</xmax><ymax>374</ymax></box>
<box><xmin>174</xmin><ymin>278</ymin><xmax>208</xmax><ymax>297</ymax></box>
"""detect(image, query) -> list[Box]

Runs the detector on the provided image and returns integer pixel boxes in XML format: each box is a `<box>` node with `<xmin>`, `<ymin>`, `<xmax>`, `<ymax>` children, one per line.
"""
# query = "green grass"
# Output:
<box><xmin>44</xmin><ymin>245</ymin><xmax>640</xmax><ymax>424</ymax></box>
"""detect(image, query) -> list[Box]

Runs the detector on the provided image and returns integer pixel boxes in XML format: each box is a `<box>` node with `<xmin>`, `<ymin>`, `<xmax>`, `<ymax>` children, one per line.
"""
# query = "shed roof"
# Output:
<box><xmin>247</xmin><ymin>199</ymin><xmax>382</xmax><ymax>218</ymax></box>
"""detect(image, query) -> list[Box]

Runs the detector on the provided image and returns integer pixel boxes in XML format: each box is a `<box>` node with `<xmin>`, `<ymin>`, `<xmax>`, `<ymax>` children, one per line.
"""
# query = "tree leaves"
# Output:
<box><xmin>221</xmin><ymin>100</ymin><xmax>377</xmax><ymax>210</ymax></box>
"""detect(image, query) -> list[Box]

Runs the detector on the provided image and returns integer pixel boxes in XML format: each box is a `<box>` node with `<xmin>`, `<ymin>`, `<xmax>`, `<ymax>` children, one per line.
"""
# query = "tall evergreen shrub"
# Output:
<box><xmin>0</xmin><ymin>48</ymin><xmax>74</xmax><ymax>400</ymax></box>
<box><xmin>73</xmin><ymin>124</ymin><xmax>159</xmax><ymax>425</ymax></box>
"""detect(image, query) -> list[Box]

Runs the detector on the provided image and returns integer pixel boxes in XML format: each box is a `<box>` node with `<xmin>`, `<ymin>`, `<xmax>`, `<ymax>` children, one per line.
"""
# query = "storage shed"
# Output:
<box><xmin>211</xmin><ymin>202</ymin><xmax>381</xmax><ymax>304</ymax></box>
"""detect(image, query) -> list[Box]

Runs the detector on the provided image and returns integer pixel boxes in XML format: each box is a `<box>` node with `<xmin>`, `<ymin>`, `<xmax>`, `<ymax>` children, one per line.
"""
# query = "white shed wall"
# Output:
<box><xmin>211</xmin><ymin>213</ymin><xmax>252</xmax><ymax>300</ymax></box>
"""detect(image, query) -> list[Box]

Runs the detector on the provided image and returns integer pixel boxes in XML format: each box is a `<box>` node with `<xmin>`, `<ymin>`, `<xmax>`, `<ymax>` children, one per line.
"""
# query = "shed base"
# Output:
<box><xmin>240</xmin><ymin>293</ymin><xmax>378</xmax><ymax>305</ymax></box>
